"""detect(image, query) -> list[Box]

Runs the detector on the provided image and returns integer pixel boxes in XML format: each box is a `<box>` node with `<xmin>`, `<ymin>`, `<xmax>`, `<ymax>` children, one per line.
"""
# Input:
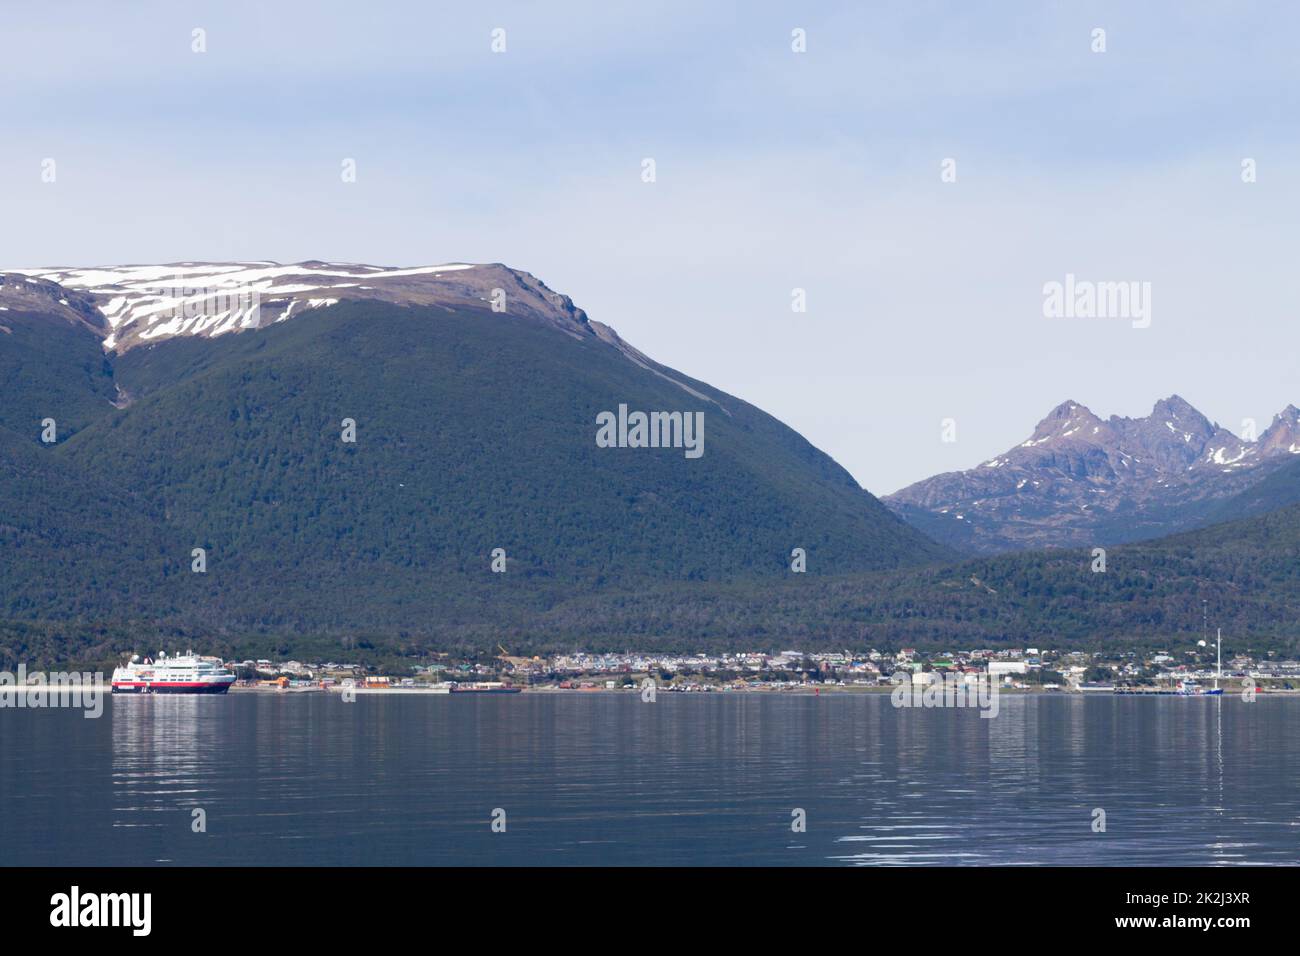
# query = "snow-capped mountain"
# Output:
<box><xmin>2</xmin><ymin>258</ymin><xmax>953</xmax><ymax>632</ymax></box>
<box><xmin>0</xmin><ymin>274</ymin><xmax>107</xmax><ymax>334</ymax></box>
<box><xmin>886</xmin><ymin>396</ymin><xmax>1300</xmax><ymax>554</ymax></box>
<box><xmin>1</xmin><ymin>261</ymin><xmax>595</xmax><ymax>352</ymax></box>
<box><xmin>0</xmin><ymin>260</ymin><xmax>724</xmax><ymax>408</ymax></box>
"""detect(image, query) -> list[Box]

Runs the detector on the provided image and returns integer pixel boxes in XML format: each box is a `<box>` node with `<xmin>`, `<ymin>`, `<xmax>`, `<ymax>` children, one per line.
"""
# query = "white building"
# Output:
<box><xmin>988</xmin><ymin>661</ymin><xmax>1029</xmax><ymax>678</ymax></box>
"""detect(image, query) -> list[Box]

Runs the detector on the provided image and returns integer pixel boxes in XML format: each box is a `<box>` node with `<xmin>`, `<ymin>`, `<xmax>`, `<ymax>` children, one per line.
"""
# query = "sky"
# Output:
<box><xmin>2</xmin><ymin>1</ymin><xmax>1298</xmax><ymax>494</ymax></box>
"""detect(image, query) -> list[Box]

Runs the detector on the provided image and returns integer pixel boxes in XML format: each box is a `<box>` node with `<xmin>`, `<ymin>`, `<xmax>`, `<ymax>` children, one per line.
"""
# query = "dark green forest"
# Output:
<box><xmin>2</xmin><ymin>300</ymin><xmax>1296</xmax><ymax>669</ymax></box>
<box><xmin>3</xmin><ymin>299</ymin><xmax>956</xmax><ymax>666</ymax></box>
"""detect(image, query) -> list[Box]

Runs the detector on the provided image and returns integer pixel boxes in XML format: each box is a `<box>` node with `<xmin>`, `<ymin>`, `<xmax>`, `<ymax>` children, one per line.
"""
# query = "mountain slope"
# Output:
<box><xmin>886</xmin><ymin>396</ymin><xmax>1300</xmax><ymax>554</ymax></box>
<box><xmin>16</xmin><ymin>259</ymin><xmax>1290</xmax><ymax>664</ymax></box>
<box><xmin>1</xmin><ymin>264</ymin><xmax>949</xmax><ymax>649</ymax></box>
<box><xmin>493</xmin><ymin>496</ymin><xmax>1300</xmax><ymax>656</ymax></box>
<box><xmin>0</xmin><ymin>276</ymin><xmax>117</xmax><ymax>441</ymax></box>
<box><xmin>0</xmin><ymin>424</ymin><xmax>173</xmax><ymax>622</ymax></box>
<box><xmin>1198</xmin><ymin>453</ymin><xmax>1300</xmax><ymax>525</ymax></box>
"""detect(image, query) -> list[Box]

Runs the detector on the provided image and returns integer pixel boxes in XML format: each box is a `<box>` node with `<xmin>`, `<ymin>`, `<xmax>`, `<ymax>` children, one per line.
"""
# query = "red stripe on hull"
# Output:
<box><xmin>112</xmin><ymin>681</ymin><xmax>233</xmax><ymax>694</ymax></box>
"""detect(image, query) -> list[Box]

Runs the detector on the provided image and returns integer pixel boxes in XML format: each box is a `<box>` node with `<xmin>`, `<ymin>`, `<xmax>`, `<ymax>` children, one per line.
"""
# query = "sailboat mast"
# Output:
<box><xmin>1216</xmin><ymin>628</ymin><xmax>1221</xmax><ymax>690</ymax></box>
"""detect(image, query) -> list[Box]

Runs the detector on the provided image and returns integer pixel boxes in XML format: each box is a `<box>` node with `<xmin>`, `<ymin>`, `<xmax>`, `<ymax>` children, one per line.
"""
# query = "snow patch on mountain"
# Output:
<box><xmin>8</xmin><ymin>262</ymin><xmax>484</xmax><ymax>350</ymax></box>
<box><xmin>3</xmin><ymin>259</ymin><xmax>714</xmax><ymax>408</ymax></box>
<box><xmin>4</xmin><ymin>260</ymin><xmax>611</xmax><ymax>355</ymax></box>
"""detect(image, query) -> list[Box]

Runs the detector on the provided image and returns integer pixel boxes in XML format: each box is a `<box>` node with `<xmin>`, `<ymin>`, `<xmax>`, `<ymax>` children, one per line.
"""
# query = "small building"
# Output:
<box><xmin>989</xmin><ymin>661</ymin><xmax>1029</xmax><ymax>678</ymax></box>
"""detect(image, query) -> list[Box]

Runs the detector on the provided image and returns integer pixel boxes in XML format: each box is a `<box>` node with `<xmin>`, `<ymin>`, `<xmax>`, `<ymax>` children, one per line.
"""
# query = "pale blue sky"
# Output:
<box><xmin>3</xmin><ymin>1</ymin><xmax>1297</xmax><ymax>493</ymax></box>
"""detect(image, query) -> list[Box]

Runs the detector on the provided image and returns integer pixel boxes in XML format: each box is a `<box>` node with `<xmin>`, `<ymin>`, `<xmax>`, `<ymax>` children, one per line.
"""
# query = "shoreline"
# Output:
<box><xmin>3</xmin><ymin>683</ymin><xmax>1295</xmax><ymax>699</ymax></box>
<box><xmin>221</xmin><ymin>684</ymin><xmax>1300</xmax><ymax>697</ymax></box>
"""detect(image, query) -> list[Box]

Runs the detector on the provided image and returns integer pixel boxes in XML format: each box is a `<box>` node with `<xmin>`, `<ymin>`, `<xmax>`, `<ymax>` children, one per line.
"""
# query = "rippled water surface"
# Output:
<box><xmin>1</xmin><ymin>693</ymin><xmax>1296</xmax><ymax>865</ymax></box>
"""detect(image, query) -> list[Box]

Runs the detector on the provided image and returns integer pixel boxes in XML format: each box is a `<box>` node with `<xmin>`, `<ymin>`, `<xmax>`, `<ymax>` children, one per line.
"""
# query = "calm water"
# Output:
<box><xmin>1</xmin><ymin>692</ymin><xmax>1296</xmax><ymax>866</ymax></box>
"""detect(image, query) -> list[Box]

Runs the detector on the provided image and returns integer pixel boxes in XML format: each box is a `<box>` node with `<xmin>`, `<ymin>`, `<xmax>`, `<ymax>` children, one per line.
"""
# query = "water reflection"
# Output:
<box><xmin>0</xmin><ymin>692</ymin><xmax>1296</xmax><ymax>865</ymax></box>
<box><xmin>830</xmin><ymin>694</ymin><xmax>1291</xmax><ymax>867</ymax></box>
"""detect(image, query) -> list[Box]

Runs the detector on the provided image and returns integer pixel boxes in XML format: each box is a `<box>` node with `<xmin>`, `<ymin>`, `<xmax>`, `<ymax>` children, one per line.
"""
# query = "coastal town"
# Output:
<box><xmin>226</xmin><ymin>645</ymin><xmax>1300</xmax><ymax>694</ymax></box>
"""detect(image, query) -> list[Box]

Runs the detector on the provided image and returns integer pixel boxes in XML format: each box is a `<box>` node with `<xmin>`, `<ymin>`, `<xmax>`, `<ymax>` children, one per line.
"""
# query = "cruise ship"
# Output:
<box><xmin>449</xmin><ymin>681</ymin><xmax>522</xmax><ymax>694</ymax></box>
<box><xmin>111</xmin><ymin>651</ymin><xmax>236</xmax><ymax>694</ymax></box>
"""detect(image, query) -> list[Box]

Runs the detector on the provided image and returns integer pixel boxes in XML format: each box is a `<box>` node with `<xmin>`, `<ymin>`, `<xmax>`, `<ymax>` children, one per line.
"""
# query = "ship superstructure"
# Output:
<box><xmin>111</xmin><ymin>651</ymin><xmax>236</xmax><ymax>694</ymax></box>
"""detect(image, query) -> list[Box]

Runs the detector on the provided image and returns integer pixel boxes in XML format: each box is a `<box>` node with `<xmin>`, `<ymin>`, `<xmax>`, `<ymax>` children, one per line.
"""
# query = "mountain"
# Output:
<box><xmin>0</xmin><ymin>424</ymin><xmax>173</xmax><ymax>623</ymax></box>
<box><xmin>7</xmin><ymin>262</ymin><xmax>595</xmax><ymax>352</ymax></box>
<box><xmin>507</xmin><ymin>495</ymin><xmax>1300</xmax><ymax>657</ymax></box>
<box><xmin>11</xmin><ymin>261</ymin><xmax>1295</xmax><ymax>666</ymax></box>
<box><xmin>0</xmin><ymin>261</ymin><xmax>949</xmax><ymax>662</ymax></box>
<box><xmin>1199</xmin><ymin>453</ymin><xmax>1300</xmax><ymax>525</ymax></box>
<box><xmin>885</xmin><ymin>396</ymin><xmax>1300</xmax><ymax>554</ymax></box>
<box><xmin>0</xmin><ymin>275</ymin><xmax>117</xmax><ymax>440</ymax></box>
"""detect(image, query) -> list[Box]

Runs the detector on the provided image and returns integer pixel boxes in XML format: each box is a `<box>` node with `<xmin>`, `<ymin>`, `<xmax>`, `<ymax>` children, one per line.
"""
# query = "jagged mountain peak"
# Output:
<box><xmin>1038</xmin><ymin>399</ymin><xmax>1094</xmax><ymax>424</ymax></box>
<box><xmin>1259</xmin><ymin>404</ymin><xmax>1300</xmax><ymax>455</ymax></box>
<box><xmin>1018</xmin><ymin>396</ymin><xmax>1228</xmax><ymax>453</ymax></box>
<box><xmin>1267</xmin><ymin>404</ymin><xmax>1300</xmax><ymax>427</ymax></box>
<box><xmin>1023</xmin><ymin>400</ymin><xmax>1108</xmax><ymax>447</ymax></box>
<box><xmin>1045</xmin><ymin>399</ymin><xmax>1087</xmax><ymax>417</ymax></box>
<box><xmin>886</xmin><ymin>394</ymin><xmax>1300</xmax><ymax>554</ymax></box>
<box><xmin>1143</xmin><ymin>394</ymin><xmax>1215</xmax><ymax>440</ymax></box>
<box><xmin>1151</xmin><ymin>393</ymin><xmax>1201</xmax><ymax>417</ymax></box>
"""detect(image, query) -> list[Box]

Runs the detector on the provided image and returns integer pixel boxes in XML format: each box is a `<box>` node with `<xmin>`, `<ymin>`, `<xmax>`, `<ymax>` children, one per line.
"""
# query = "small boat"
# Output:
<box><xmin>1184</xmin><ymin>624</ymin><xmax>1225</xmax><ymax>695</ymax></box>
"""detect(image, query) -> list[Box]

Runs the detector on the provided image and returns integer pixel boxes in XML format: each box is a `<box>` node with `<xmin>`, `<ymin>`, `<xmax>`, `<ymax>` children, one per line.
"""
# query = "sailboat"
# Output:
<box><xmin>1181</xmin><ymin>627</ymin><xmax>1224</xmax><ymax>696</ymax></box>
<box><xmin>1206</xmin><ymin>627</ymin><xmax>1224</xmax><ymax>695</ymax></box>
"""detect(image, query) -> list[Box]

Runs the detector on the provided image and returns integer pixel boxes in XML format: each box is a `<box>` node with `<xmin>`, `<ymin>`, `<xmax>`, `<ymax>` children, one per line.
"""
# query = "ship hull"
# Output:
<box><xmin>450</xmin><ymin>687</ymin><xmax>522</xmax><ymax>694</ymax></box>
<box><xmin>111</xmin><ymin>681</ymin><xmax>234</xmax><ymax>695</ymax></box>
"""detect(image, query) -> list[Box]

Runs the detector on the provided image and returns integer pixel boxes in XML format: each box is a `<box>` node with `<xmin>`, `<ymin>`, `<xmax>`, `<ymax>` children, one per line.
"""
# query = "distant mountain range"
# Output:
<box><xmin>886</xmin><ymin>396</ymin><xmax>1300</xmax><ymax>554</ymax></box>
